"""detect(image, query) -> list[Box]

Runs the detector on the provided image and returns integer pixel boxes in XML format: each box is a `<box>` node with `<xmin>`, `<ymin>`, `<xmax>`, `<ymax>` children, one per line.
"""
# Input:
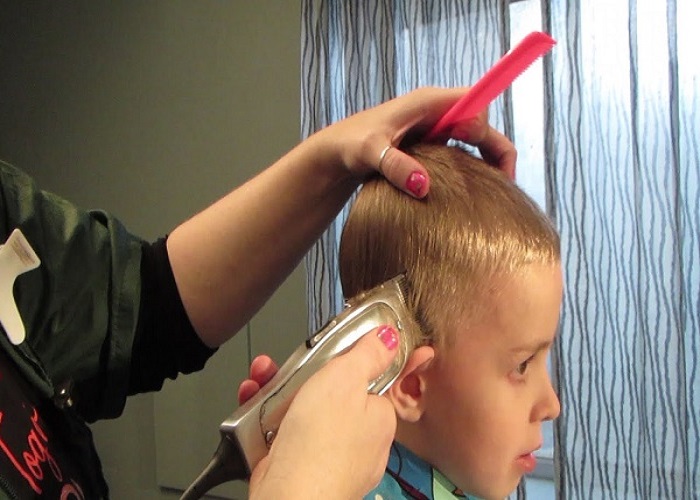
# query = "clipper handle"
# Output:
<box><xmin>218</xmin><ymin>275</ymin><xmax>417</xmax><ymax>477</ymax></box>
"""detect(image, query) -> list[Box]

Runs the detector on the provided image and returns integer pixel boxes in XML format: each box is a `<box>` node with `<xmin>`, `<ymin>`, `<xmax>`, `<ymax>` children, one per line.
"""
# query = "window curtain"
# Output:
<box><xmin>542</xmin><ymin>1</ymin><xmax>699</xmax><ymax>498</ymax></box>
<box><xmin>301</xmin><ymin>0</ymin><xmax>510</xmax><ymax>332</ymax></box>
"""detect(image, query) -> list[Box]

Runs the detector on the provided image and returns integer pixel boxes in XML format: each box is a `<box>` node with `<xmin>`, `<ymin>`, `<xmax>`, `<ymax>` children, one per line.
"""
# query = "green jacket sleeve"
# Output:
<box><xmin>0</xmin><ymin>160</ymin><xmax>145</xmax><ymax>422</ymax></box>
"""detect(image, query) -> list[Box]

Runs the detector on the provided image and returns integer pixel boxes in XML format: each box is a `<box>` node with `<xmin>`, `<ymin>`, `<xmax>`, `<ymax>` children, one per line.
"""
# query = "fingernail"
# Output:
<box><xmin>377</xmin><ymin>326</ymin><xmax>398</xmax><ymax>350</ymax></box>
<box><xmin>406</xmin><ymin>171</ymin><xmax>427</xmax><ymax>197</ymax></box>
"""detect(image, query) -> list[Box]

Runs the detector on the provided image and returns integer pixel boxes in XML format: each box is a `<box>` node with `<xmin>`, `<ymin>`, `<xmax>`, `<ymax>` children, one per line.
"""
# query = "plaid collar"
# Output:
<box><xmin>375</xmin><ymin>441</ymin><xmax>478</xmax><ymax>500</ymax></box>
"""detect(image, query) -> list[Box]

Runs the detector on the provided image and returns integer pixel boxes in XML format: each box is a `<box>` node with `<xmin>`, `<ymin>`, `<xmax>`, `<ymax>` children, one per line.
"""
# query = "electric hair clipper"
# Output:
<box><xmin>180</xmin><ymin>274</ymin><xmax>420</xmax><ymax>500</ymax></box>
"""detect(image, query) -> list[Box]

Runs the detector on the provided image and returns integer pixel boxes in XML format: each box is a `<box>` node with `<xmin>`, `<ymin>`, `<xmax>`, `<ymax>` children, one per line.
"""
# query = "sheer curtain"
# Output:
<box><xmin>301</xmin><ymin>0</ymin><xmax>509</xmax><ymax>332</ymax></box>
<box><xmin>543</xmin><ymin>0</ymin><xmax>699</xmax><ymax>498</ymax></box>
<box><xmin>301</xmin><ymin>0</ymin><xmax>699</xmax><ymax>499</ymax></box>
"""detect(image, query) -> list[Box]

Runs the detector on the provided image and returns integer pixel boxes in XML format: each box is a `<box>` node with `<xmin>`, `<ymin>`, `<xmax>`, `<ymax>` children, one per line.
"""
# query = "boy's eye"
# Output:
<box><xmin>516</xmin><ymin>360</ymin><xmax>529</xmax><ymax>375</ymax></box>
<box><xmin>514</xmin><ymin>355</ymin><xmax>535</xmax><ymax>376</ymax></box>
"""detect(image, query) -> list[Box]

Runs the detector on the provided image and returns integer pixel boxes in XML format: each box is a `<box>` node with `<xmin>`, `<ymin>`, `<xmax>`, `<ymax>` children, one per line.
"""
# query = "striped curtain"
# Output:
<box><xmin>543</xmin><ymin>1</ymin><xmax>700</xmax><ymax>498</ymax></box>
<box><xmin>301</xmin><ymin>0</ymin><xmax>509</xmax><ymax>332</ymax></box>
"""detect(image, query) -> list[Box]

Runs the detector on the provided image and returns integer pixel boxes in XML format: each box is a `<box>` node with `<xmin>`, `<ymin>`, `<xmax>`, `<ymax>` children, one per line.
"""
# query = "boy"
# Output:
<box><xmin>339</xmin><ymin>143</ymin><xmax>562</xmax><ymax>499</ymax></box>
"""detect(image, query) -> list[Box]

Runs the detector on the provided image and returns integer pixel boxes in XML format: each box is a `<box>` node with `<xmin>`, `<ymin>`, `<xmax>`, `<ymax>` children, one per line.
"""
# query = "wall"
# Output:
<box><xmin>0</xmin><ymin>2</ymin><xmax>304</xmax><ymax>498</ymax></box>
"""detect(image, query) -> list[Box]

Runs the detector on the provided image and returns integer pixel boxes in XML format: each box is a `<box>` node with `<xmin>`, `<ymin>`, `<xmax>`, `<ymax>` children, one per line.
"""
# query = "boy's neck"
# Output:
<box><xmin>395</xmin><ymin>422</ymin><xmax>431</xmax><ymax>465</ymax></box>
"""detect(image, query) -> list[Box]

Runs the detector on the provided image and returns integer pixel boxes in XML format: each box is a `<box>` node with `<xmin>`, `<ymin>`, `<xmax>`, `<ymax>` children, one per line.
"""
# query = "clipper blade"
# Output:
<box><xmin>305</xmin><ymin>273</ymin><xmax>419</xmax><ymax>394</ymax></box>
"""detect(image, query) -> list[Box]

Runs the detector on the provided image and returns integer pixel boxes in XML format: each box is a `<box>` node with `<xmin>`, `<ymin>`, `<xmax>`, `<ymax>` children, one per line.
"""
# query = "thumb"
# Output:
<box><xmin>378</xmin><ymin>147</ymin><xmax>430</xmax><ymax>199</ymax></box>
<box><xmin>248</xmin><ymin>455</ymin><xmax>271</xmax><ymax>497</ymax></box>
<box><xmin>336</xmin><ymin>325</ymin><xmax>400</xmax><ymax>388</ymax></box>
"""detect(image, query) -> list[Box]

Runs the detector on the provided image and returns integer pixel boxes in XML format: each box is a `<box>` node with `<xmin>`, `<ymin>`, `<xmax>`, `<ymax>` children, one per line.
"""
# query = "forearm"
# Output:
<box><xmin>167</xmin><ymin>132</ymin><xmax>358</xmax><ymax>347</ymax></box>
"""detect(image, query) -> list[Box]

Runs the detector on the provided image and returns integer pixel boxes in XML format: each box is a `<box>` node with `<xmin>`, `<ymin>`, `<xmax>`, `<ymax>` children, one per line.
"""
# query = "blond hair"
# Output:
<box><xmin>339</xmin><ymin>143</ymin><xmax>560</xmax><ymax>347</ymax></box>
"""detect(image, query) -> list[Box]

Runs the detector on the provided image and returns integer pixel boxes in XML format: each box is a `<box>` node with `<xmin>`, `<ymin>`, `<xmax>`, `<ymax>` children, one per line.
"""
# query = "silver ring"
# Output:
<box><xmin>378</xmin><ymin>145</ymin><xmax>393</xmax><ymax>173</ymax></box>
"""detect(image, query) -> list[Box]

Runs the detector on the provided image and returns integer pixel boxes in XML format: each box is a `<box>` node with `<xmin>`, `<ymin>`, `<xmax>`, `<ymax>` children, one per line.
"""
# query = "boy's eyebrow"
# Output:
<box><xmin>509</xmin><ymin>339</ymin><xmax>554</xmax><ymax>354</ymax></box>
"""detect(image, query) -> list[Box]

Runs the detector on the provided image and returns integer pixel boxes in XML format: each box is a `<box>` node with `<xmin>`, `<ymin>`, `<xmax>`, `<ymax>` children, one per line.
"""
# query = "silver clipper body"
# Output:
<box><xmin>180</xmin><ymin>274</ymin><xmax>420</xmax><ymax>499</ymax></box>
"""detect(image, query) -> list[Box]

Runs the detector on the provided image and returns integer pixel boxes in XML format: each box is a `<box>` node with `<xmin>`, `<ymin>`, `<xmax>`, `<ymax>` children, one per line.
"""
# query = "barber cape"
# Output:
<box><xmin>365</xmin><ymin>442</ymin><xmax>480</xmax><ymax>500</ymax></box>
<box><xmin>0</xmin><ymin>342</ymin><xmax>97</xmax><ymax>499</ymax></box>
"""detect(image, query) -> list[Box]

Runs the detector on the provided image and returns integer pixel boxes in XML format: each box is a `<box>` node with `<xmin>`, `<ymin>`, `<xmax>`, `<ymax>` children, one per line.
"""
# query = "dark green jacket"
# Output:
<box><xmin>0</xmin><ymin>161</ymin><xmax>143</xmax><ymax>499</ymax></box>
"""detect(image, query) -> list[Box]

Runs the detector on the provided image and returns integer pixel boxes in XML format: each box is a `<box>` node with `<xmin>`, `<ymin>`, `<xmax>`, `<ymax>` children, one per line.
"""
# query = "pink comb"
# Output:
<box><xmin>425</xmin><ymin>31</ymin><xmax>556</xmax><ymax>140</ymax></box>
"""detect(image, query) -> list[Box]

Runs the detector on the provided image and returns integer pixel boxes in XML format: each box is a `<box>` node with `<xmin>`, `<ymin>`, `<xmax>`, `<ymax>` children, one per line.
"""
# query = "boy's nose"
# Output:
<box><xmin>533</xmin><ymin>377</ymin><xmax>561</xmax><ymax>422</ymax></box>
<box><xmin>541</xmin><ymin>379</ymin><xmax>561</xmax><ymax>421</ymax></box>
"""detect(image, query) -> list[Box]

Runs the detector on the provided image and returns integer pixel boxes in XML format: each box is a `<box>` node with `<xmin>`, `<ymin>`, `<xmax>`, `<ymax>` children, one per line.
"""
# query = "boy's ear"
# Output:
<box><xmin>387</xmin><ymin>345</ymin><xmax>435</xmax><ymax>423</ymax></box>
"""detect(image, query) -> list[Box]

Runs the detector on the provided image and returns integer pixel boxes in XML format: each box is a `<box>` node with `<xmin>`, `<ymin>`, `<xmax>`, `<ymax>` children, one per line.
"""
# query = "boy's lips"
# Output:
<box><xmin>515</xmin><ymin>452</ymin><xmax>537</xmax><ymax>473</ymax></box>
<box><xmin>515</xmin><ymin>444</ymin><xmax>542</xmax><ymax>473</ymax></box>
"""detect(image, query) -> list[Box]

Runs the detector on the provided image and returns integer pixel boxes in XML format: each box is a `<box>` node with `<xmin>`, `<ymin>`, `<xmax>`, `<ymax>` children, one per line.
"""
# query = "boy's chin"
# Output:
<box><xmin>464</xmin><ymin>475</ymin><xmax>522</xmax><ymax>500</ymax></box>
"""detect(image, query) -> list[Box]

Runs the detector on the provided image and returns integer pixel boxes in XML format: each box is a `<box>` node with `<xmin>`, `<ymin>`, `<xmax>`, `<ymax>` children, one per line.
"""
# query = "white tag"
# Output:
<box><xmin>0</xmin><ymin>229</ymin><xmax>41</xmax><ymax>344</ymax></box>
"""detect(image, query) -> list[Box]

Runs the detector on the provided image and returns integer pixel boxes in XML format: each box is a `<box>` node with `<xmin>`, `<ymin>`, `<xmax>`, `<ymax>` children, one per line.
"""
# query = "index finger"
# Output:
<box><xmin>475</xmin><ymin>126</ymin><xmax>517</xmax><ymax>180</ymax></box>
<box><xmin>433</xmin><ymin>108</ymin><xmax>517</xmax><ymax>179</ymax></box>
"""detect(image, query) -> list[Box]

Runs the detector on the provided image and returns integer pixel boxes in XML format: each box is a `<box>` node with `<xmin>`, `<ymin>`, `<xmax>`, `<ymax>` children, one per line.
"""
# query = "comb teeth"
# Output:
<box><xmin>425</xmin><ymin>31</ymin><xmax>556</xmax><ymax>140</ymax></box>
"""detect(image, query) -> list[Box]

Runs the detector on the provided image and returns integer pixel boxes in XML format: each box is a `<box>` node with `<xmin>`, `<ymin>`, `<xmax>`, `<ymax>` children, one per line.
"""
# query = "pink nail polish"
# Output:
<box><xmin>406</xmin><ymin>171</ymin><xmax>426</xmax><ymax>197</ymax></box>
<box><xmin>377</xmin><ymin>326</ymin><xmax>398</xmax><ymax>350</ymax></box>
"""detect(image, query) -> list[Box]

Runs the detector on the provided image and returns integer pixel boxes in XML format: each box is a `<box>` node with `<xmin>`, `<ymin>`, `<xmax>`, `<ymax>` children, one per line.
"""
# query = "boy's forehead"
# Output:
<box><xmin>444</xmin><ymin>264</ymin><xmax>562</xmax><ymax>347</ymax></box>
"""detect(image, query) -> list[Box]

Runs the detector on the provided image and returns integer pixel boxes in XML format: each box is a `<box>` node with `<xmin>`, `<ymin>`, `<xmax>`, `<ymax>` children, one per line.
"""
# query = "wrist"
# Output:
<box><xmin>301</xmin><ymin>125</ymin><xmax>364</xmax><ymax>188</ymax></box>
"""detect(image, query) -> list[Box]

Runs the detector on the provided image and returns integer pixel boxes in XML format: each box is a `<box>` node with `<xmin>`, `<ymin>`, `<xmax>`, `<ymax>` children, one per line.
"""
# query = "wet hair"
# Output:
<box><xmin>339</xmin><ymin>143</ymin><xmax>560</xmax><ymax>347</ymax></box>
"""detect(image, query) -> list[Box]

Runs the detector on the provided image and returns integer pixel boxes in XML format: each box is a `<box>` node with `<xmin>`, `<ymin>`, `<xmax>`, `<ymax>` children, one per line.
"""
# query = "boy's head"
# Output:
<box><xmin>339</xmin><ymin>143</ymin><xmax>562</xmax><ymax>499</ymax></box>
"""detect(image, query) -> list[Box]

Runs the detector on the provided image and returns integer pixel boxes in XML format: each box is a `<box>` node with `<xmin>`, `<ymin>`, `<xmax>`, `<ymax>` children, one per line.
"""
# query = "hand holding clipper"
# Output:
<box><xmin>181</xmin><ymin>274</ymin><xmax>421</xmax><ymax>499</ymax></box>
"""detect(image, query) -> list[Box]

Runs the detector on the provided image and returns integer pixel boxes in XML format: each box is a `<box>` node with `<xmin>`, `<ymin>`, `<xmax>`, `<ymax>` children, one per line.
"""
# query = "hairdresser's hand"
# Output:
<box><xmin>247</xmin><ymin>326</ymin><xmax>400</xmax><ymax>500</ymax></box>
<box><xmin>310</xmin><ymin>86</ymin><xmax>517</xmax><ymax>199</ymax></box>
<box><xmin>237</xmin><ymin>355</ymin><xmax>278</xmax><ymax>405</ymax></box>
